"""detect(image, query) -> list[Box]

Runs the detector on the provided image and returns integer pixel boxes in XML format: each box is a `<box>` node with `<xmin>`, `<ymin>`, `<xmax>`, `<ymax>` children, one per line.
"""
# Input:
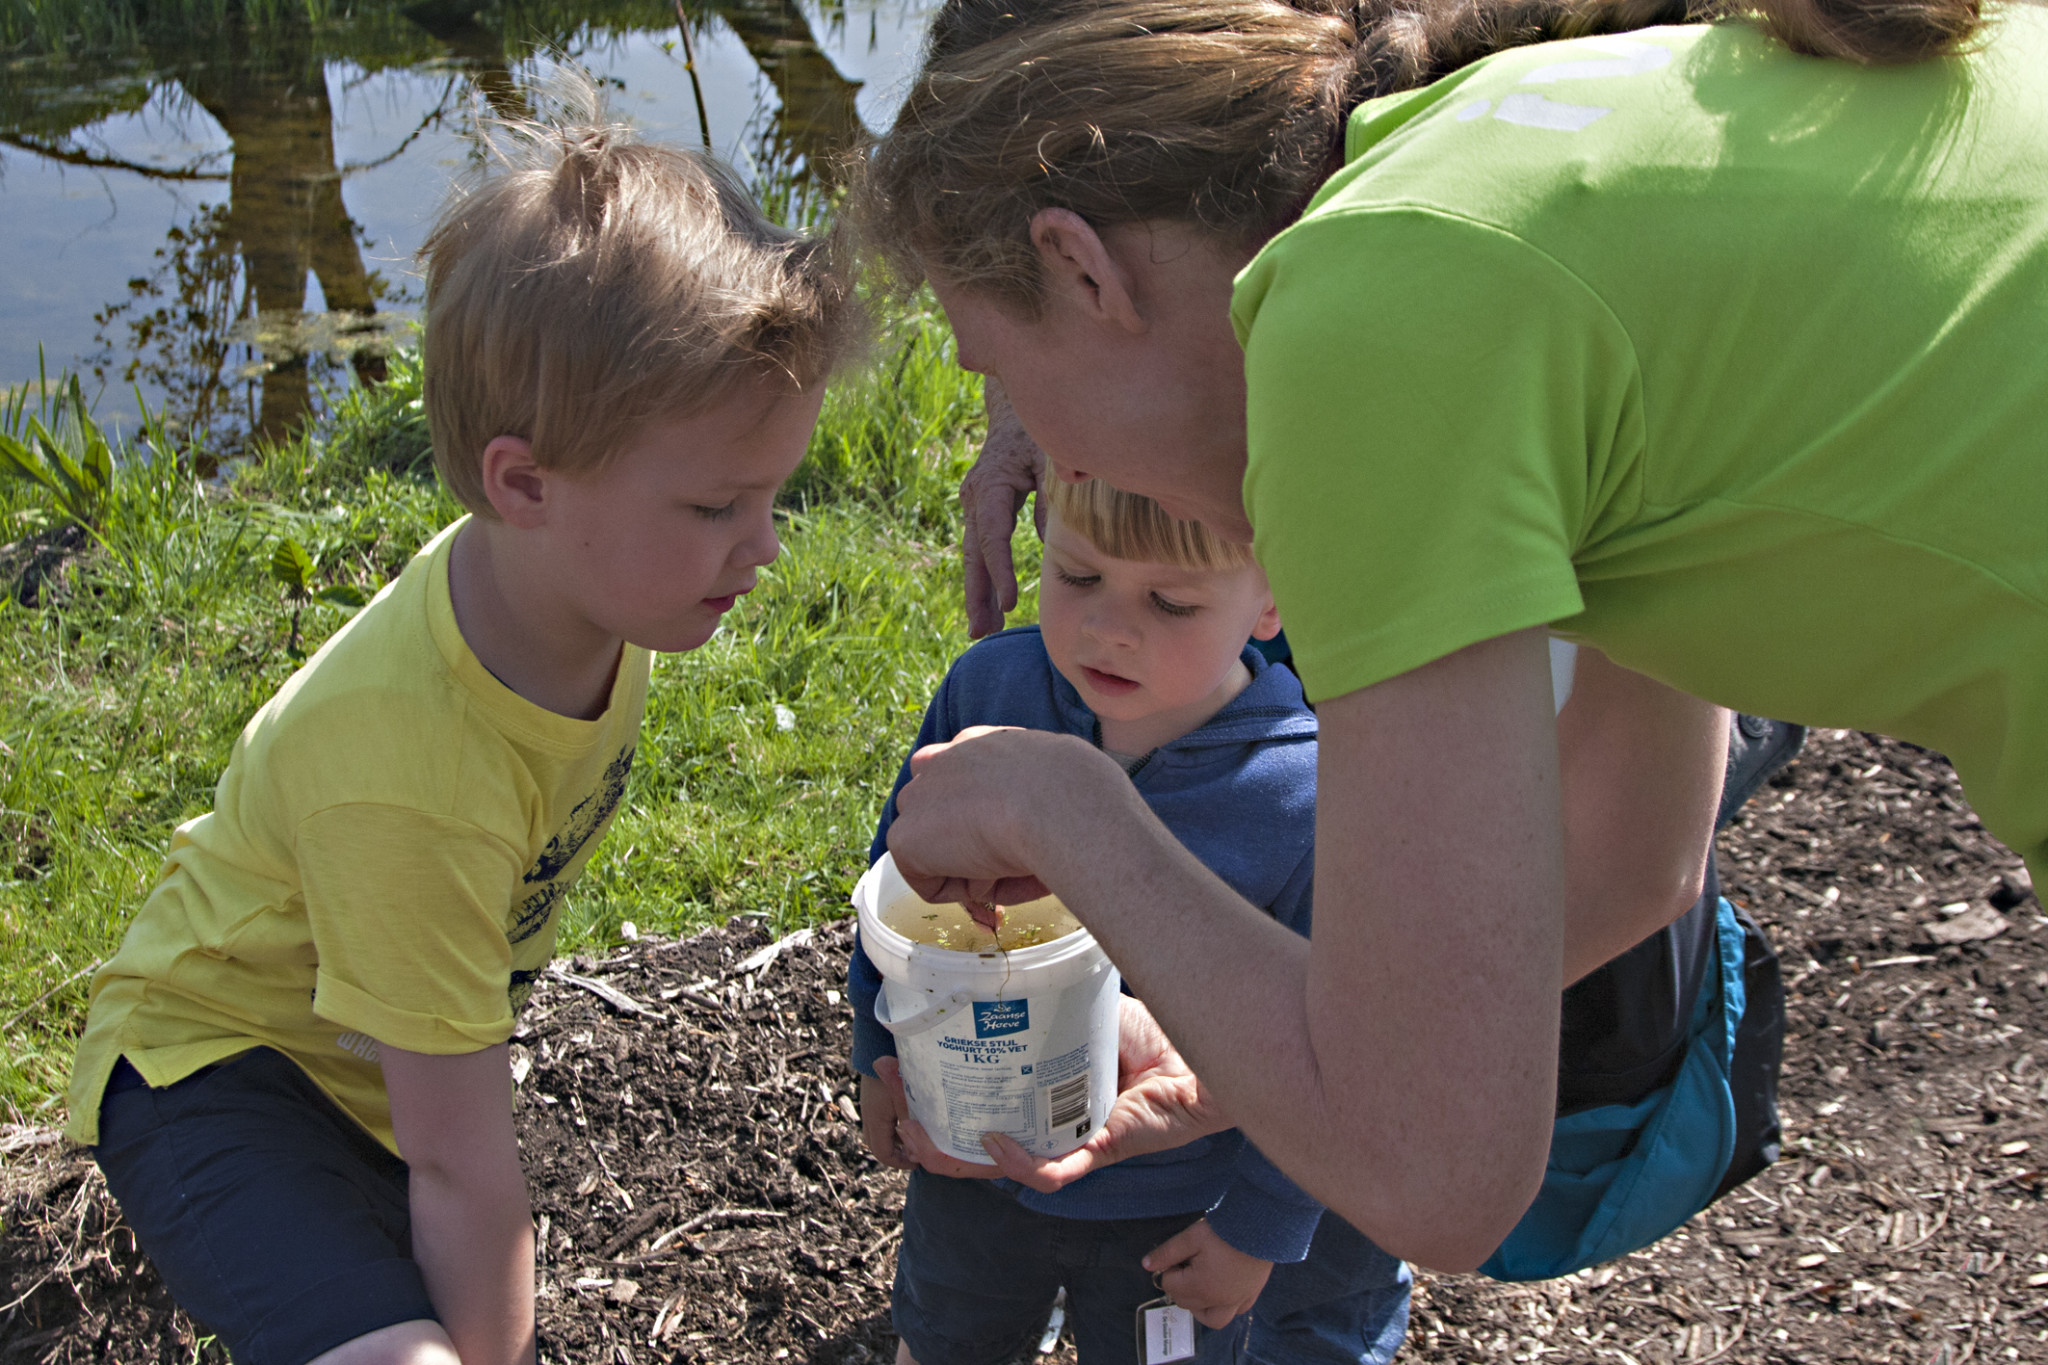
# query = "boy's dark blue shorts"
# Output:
<box><xmin>892</xmin><ymin>1171</ymin><xmax>1411</xmax><ymax>1365</ymax></box>
<box><xmin>894</xmin><ymin>1170</ymin><xmax>1228</xmax><ymax>1364</ymax></box>
<box><xmin>91</xmin><ymin>1047</ymin><xmax>439</xmax><ymax>1365</ymax></box>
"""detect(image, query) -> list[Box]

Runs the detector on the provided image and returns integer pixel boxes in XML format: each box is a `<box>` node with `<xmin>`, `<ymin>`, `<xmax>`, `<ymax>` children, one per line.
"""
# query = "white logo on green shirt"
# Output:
<box><xmin>1520</xmin><ymin>37</ymin><xmax>1672</xmax><ymax>85</ymax></box>
<box><xmin>1453</xmin><ymin>37</ymin><xmax>1673</xmax><ymax>133</ymax></box>
<box><xmin>1458</xmin><ymin>95</ymin><xmax>1612</xmax><ymax>131</ymax></box>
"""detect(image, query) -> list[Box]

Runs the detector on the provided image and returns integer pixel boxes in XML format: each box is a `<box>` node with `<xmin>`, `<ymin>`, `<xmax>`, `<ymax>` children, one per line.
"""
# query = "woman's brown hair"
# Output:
<box><xmin>857</xmin><ymin>0</ymin><xmax>1990</xmax><ymax>308</ymax></box>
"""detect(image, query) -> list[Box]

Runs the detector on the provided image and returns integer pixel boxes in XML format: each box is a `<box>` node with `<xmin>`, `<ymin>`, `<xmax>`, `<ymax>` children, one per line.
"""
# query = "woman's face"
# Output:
<box><xmin>930</xmin><ymin>223</ymin><xmax>1257</xmax><ymax>542</ymax></box>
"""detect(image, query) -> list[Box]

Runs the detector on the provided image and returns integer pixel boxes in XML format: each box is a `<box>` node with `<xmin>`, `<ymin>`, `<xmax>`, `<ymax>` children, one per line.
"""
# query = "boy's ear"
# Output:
<box><xmin>478</xmin><ymin>435</ymin><xmax>549</xmax><ymax>529</ymax></box>
<box><xmin>1029</xmin><ymin>209</ymin><xmax>1146</xmax><ymax>336</ymax></box>
<box><xmin>1250</xmin><ymin>596</ymin><xmax>1282</xmax><ymax>642</ymax></box>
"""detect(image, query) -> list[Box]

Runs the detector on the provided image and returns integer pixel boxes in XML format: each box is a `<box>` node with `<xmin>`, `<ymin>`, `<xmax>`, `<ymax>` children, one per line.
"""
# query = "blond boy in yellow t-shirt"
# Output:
<box><xmin>63</xmin><ymin>103</ymin><xmax>858</xmax><ymax>1365</ymax></box>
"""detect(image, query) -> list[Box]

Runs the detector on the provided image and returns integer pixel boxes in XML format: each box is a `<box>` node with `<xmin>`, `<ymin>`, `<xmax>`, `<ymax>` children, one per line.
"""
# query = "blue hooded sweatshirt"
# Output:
<box><xmin>849</xmin><ymin>626</ymin><xmax>1326</xmax><ymax>1264</ymax></box>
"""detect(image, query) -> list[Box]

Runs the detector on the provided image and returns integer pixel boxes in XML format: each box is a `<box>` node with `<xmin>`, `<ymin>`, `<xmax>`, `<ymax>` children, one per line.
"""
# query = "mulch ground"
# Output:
<box><xmin>2</xmin><ymin>729</ymin><xmax>2043</xmax><ymax>1364</ymax></box>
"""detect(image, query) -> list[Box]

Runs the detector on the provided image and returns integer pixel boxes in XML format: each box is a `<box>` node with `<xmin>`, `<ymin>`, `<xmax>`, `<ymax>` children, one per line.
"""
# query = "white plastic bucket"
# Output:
<box><xmin>854</xmin><ymin>852</ymin><xmax>1121</xmax><ymax>1165</ymax></box>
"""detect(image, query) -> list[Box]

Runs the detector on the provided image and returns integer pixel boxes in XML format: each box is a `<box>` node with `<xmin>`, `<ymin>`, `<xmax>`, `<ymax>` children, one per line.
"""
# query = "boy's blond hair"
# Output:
<box><xmin>421</xmin><ymin>85</ymin><xmax>859</xmax><ymax>514</ymax></box>
<box><xmin>1043</xmin><ymin>477</ymin><xmax>1255</xmax><ymax>570</ymax></box>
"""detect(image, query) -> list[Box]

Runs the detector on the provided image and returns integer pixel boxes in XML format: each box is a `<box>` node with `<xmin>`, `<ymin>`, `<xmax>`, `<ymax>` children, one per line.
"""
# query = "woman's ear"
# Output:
<box><xmin>1029</xmin><ymin>208</ymin><xmax>1146</xmax><ymax>334</ymax></box>
<box><xmin>478</xmin><ymin>435</ymin><xmax>549</xmax><ymax>529</ymax></box>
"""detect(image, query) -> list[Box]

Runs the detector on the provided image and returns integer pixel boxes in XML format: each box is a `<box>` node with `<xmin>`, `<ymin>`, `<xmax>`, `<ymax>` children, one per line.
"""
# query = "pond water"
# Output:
<box><xmin>1</xmin><ymin>0</ymin><xmax>938</xmax><ymax>446</ymax></box>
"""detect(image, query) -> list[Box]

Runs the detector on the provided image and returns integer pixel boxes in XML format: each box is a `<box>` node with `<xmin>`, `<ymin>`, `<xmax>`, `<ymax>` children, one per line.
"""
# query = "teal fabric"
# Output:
<box><xmin>1481</xmin><ymin>898</ymin><xmax>1747</xmax><ymax>1281</ymax></box>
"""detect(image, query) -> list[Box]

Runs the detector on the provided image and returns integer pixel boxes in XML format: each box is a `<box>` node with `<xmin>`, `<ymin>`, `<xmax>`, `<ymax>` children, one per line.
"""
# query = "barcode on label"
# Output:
<box><xmin>1048</xmin><ymin>1075</ymin><xmax>1089</xmax><ymax>1130</ymax></box>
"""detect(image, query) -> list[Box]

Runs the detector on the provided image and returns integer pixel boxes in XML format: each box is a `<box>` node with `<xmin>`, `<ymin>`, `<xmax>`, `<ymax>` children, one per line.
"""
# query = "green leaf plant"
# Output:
<box><xmin>0</xmin><ymin>374</ymin><xmax>115</xmax><ymax>536</ymax></box>
<box><xmin>268</xmin><ymin>536</ymin><xmax>369</xmax><ymax>657</ymax></box>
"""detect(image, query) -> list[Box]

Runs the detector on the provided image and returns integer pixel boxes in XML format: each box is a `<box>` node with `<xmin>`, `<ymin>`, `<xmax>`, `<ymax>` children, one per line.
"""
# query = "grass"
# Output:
<box><xmin>0</xmin><ymin>299</ymin><xmax>1042</xmax><ymax>1118</ymax></box>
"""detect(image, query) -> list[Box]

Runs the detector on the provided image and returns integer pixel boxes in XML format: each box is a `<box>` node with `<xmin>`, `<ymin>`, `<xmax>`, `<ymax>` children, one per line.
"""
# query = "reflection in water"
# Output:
<box><xmin>717</xmin><ymin>0</ymin><xmax>864</xmax><ymax>185</ymax></box>
<box><xmin>3</xmin><ymin>0</ymin><xmax>888</xmax><ymax>450</ymax></box>
<box><xmin>88</xmin><ymin>13</ymin><xmax>414</xmax><ymax>448</ymax></box>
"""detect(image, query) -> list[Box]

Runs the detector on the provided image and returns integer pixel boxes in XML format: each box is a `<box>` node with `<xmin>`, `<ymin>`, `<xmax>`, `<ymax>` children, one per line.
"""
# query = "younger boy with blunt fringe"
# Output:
<box><xmin>851</xmin><ymin>478</ymin><xmax>1411</xmax><ymax>1365</ymax></box>
<box><xmin>65</xmin><ymin>101</ymin><xmax>856</xmax><ymax>1365</ymax></box>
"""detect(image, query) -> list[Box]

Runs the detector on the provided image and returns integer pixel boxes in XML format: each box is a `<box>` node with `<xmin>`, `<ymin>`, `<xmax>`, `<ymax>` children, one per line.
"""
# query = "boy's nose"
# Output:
<box><xmin>1081</xmin><ymin>605</ymin><xmax>1140</xmax><ymax>647</ymax></box>
<box><xmin>741</xmin><ymin>515</ymin><xmax>781</xmax><ymax>568</ymax></box>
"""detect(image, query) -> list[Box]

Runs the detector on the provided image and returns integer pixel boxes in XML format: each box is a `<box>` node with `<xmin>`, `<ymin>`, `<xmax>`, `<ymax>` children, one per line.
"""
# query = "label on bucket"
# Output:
<box><xmin>1034</xmin><ymin>1043</ymin><xmax>1095</xmax><ymax>1137</ymax></box>
<box><xmin>894</xmin><ymin>973</ymin><xmax>1117</xmax><ymax>1161</ymax></box>
<box><xmin>929</xmin><ymin>1006</ymin><xmax>1085</xmax><ymax>1155</ymax></box>
<box><xmin>910</xmin><ymin>1031</ymin><xmax>1101</xmax><ymax>1155</ymax></box>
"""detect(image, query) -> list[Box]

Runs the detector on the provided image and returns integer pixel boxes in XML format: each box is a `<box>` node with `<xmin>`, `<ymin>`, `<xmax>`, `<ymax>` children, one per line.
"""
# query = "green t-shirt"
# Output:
<box><xmin>1233</xmin><ymin>12</ymin><xmax>2048</xmax><ymax>884</ymax></box>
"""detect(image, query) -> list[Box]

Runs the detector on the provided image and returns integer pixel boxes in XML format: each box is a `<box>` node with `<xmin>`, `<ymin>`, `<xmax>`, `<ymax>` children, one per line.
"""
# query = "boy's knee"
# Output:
<box><xmin>306</xmin><ymin>1319</ymin><xmax>459</xmax><ymax>1365</ymax></box>
<box><xmin>895</xmin><ymin>1340</ymin><xmax>922</xmax><ymax>1365</ymax></box>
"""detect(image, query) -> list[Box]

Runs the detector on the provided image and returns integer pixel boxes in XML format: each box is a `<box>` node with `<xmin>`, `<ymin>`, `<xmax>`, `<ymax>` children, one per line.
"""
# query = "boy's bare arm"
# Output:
<box><xmin>382</xmin><ymin>1042</ymin><xmax>537</xmax><ymax>1365</ymax></box>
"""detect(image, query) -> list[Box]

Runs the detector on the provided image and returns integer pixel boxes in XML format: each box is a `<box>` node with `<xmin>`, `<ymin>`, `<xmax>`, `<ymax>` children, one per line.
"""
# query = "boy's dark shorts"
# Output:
<box><xmin>91</xmin><ymin>1047</ymin><xmax>439</xmax><ymax>1365</ymax></box>
<box><xmin>894</xmin><ymin>1170</ymin><xmax>1227</xmax><ymax>1365</ymax></box>
<box><xmin>892</xmin><ymin>1171</ymin><xmax>1411</xmax><ymax>1365</ymax></box>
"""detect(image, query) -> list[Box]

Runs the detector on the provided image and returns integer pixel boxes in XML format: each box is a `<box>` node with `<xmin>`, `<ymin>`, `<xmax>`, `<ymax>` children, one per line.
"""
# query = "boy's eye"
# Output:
<box><xmin>1052</xmin><ymin>567</ymin><xmax>1099</xmax><ymax>589</ymax></box>
<box><xmin>1149</xmin><ymin>593</ymin><xmax>1198</xmax><ymax>618</ymax></box>
<box><xmin>693</xmin><ymin>502</ymin><xmax>737</xmax><ymax>521</ymax></box>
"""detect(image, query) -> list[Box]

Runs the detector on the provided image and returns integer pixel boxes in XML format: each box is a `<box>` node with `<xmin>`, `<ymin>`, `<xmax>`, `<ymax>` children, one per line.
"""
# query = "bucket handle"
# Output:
<box><xmin>874</xmin><ymin>988</ymin><xmax>973</xmax><ymax>1039</ymax></box>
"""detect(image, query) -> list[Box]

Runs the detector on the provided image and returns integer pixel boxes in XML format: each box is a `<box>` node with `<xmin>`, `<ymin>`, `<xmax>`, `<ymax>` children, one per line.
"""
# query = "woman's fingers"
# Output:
<box><xmin>960</xmin><ymin>379</ymin><xmax>1047</xmax><ymax>639</ymax></box>
<box><xmin>984</xmin><ymin>998</ymin><xmax>1233</xmax><ymax>1193</ymax></box>
<box><xmin>975</xmin><ymin>1131</ymin><xmax>1102</xmax><ymax>1192</ymax></box>
<box><xmin>896</xmin><ymin>873</ymin><xmax>1055</xmax><ymax>911</ymax></box>
<box><xmin>976</xmin><ymin>1064</ymin><xmax>1226</xmax><ymax>1195</ymax></box>
<box><xmin>889</xmin><ymin>728</ymin><xmax>1115</xmax><ymax>902</ymax></box>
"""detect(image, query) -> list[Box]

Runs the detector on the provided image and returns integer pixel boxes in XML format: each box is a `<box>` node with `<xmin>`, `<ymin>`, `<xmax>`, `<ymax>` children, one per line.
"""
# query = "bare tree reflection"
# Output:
<box><xmin>400</xmin><ymin>0</ymin><xmax>535</xmax><ymax>122</ymax></box>
<box><xmin>705</xmin><ymin>0</ymin><xmax>864</xmax><ymax>187</ymax></box>
<box><xmin>7</xmin><ymin>0</ymin><xmax>894</xmax><ymax>451</ymax></box>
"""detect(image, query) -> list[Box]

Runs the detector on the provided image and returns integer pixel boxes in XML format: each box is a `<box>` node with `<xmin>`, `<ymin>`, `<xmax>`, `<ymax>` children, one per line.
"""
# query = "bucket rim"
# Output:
<box><xmin>854</xmin><ymin>854</ymin><xmax>1103</xmax><ymax>971</ymax></box>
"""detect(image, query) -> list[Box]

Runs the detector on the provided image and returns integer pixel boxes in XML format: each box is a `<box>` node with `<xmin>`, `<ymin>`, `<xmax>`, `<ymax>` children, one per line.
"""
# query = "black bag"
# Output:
<box><xmin>1553</xmin><ymin>719</ymin><xmax>1795</xmax><ymax>1175</ymax></box>
<box><xmin>1491</xmin><ymin>718</ymin><xmax>1795</xmax><ymax>1278</ymax></box>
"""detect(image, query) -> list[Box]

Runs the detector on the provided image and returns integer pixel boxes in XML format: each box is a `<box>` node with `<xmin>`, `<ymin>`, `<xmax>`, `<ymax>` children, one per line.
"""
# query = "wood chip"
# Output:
<box><xmin>733</xmin><ymin>927</ymin><xmax>817</xmax><ymax>977</ymax></box>
<box><xmin>548</xmin><ymin>964</ymin><xmax>659</xmax><ymax>1017</ymax></box>
<box><xmin>1921</xmin><ymin>905</ymin><xmax>2009</xmax><ymax>945</ymax></box>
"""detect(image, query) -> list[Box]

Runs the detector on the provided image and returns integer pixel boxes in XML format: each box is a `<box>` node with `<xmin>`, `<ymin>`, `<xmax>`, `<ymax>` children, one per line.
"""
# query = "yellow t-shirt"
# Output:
<box><xmin>64</xmin><ymin>520</ymin><xmax>652</xmax><ymax>1152</ymax></box>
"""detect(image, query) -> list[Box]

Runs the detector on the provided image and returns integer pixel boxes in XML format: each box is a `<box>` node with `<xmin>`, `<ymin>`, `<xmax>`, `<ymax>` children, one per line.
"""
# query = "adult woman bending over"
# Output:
<box><xmin>861</xmin><ymin>0</ymin><xmax>2048</xmax><ymax>1270</ymax></box>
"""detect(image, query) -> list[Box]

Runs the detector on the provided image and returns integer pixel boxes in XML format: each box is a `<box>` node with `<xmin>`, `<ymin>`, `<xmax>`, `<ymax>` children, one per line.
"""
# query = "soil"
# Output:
<box><xmin>0</xmin><ymin>524</ymin><xmax>90</xmax><ymax>609</ymax></box>
<box><xmin>3</xmin><ymin>729</ymin><xmax>2044</xmax><ymax>1364</ymax></box>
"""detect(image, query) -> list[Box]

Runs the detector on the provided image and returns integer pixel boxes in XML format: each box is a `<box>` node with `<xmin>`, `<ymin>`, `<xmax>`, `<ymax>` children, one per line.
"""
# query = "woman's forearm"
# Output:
<box><xmin>1016</xmin><ymin>629</ymin><xmax>1566</xmax><ymax>1270</ymax></box>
